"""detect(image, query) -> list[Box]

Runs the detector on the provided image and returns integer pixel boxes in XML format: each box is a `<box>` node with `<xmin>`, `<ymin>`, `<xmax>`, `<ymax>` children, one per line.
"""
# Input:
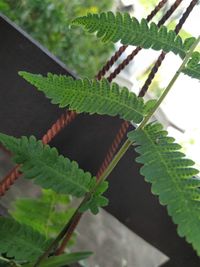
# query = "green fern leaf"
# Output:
<box><xmin>19</xmin><ymin>71</ymin><xmax>156</xmax><ymax>124</ymax></box>
<box><xmin>0</xmin><ymin>217</ymin><xmax>50</xmax><ymax>261</ymax></box>
<box><xmin>128</xmin><ymin>122</ymin><xmax>200</xmax><ymax>254</ymax></box>
<box><xmin>72</xmin><ymin>12</ymin><xmax>196</xmax><ymax>58</ymax></box>
<box><xmin>79</xmin><ymin>181</ymin><xmax>109</xmax><ymax>214</ymax></box>
<box><xmin>182</xmin><ymin>51</ymin><xmax>200</xmax><ymax>80</ymax></box>
<box><xmin>0</xmin><ymin>133</ymin><xmax>95</xmax><ymax>198</ymax></box>
<box><xmin>11</xmin><ymin>189</ymin><xmax>75</xmax><ymax>239</ymax></box>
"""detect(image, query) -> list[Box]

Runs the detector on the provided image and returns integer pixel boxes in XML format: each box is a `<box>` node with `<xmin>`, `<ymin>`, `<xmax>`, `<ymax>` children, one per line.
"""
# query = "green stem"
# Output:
<box><xmin>138</xmin><ymin>35</ymin><xmax>200</xmax><ymax>130</ymax></box>
<box><xmin>95</xmin><ymin>35</ymin><xmax>200</xmax><ymax>187</ymax></box>
<box><xmin>35</xmin><ymin>35</ymin><xmax>200</xmax><ymax>266</ymax></box>
<box><xmin>33</xmin><ymin>199</ymin><xmax>88</xmax><ymax>267</ymax></box>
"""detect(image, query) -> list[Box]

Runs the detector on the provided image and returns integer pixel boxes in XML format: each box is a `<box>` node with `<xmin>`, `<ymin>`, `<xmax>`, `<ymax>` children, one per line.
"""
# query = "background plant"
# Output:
<box><xmin>0</xmin><ymin>0</ymin><xmax>114</xmax><ymax>77</ymax></box>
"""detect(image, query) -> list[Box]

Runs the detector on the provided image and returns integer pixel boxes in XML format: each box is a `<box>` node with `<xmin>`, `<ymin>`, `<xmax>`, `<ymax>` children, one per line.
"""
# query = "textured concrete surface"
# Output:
<box><xmin>74</xmin><ymin>210</ymin><xmax>168</xmax><ymax>267</ymax></box>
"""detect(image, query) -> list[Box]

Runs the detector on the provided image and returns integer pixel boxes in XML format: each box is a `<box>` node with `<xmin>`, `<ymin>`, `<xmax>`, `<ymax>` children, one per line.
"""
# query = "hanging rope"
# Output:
<box><xmin>57</xmin><ymin>0</ymin><xmax>199</xmax><ymax>253</ymax></box>
<box><xmin>96</xmin><ymin>0</ymin><xmax>185</xmax><ymax>178</ymax></box>
<box><xmin>139</xmin><ymin>0</ymin><xmax>198</xmax><ymax>97</ymax></box>
<box><xmin>0</xmin><ymin>0</ymin><xmax>168</xmax><ymax>197</ymax></box>
<box><xmin>0</xmin><ymin>111</ymin><xmax>77</xmax><ymax>196</ymax></box>
<box><xmin>107</xmin><ymin>0</ymin><xmax>184</xmax><ymax>82</ymax></box>
<box><xmin>95</xmin><ymin>0</ymin><xmax>168</xmax><ymax>81</ymax></box>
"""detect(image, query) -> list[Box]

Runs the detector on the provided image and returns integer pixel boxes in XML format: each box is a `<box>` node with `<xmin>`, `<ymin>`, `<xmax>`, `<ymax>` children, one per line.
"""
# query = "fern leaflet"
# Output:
<box><xmin>0</xmin><ymin>133</ymin><xmax>95</xmax><ymax>198</ymax></box>
<box><xmin>11</xmin><ymin>189</ymin><xmax>75</xmax><ymax>239</ymax></box>
<box><xmin>79</xmin><ymin>181</ymin><xmax>109</xmax><ymax>214</ymax></box>
<box><xmin>128</xmin><ymin>122</ymin><xmax>200</xmax><ymax>254</ymax></box>
<box><xmin>182</xmin><ymin>51</ymin><xmax>200</xmax><ymax>80</ymax></box>
<box><xmin>19</xmin><ymin>71</ymin><xmax>156</xmax><ymax>124</ymax></box>
<box><xmin>72</xmin><ymin>12</ymin><xmax>197</xmax><ymax>59</ymax></box>
<box><xmin>0</xmin><ymin>217</ymin><xmax>50</xmax><ymax>261</ymax></box>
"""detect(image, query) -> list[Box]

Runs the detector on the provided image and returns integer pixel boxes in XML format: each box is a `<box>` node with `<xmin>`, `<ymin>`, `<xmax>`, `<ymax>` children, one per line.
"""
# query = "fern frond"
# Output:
<box><xmin>182</xmin><ymin>51</ymin><xmax>200</xmax><ymax>80</ymax></box>
<box><xmin>0</xmin><ymin>217</ymin><xmax>50</xmax><ymax>261</ymax></box>
<box><xmin>19</xmin><ymin>72</ymin><xmax>156</xmax><ymax>124</ymax></box>
<box><xmin>0</xmin><ymin>134</ymin><xmax>95</xmax><ymax>198</ymax></box>
<box><xmin>72</xmin><ymin>12</ymin><xmax>196</xmax><ymax>59</ymax></box>
<box><xmin>128</xmin><ymin>122</ymin><xmax>200</xmax><ymax>254</ymax></box>
<box><xmin>11</xmin><ymin>189</ymin><xmax>75</xmax><ymax>239</ymax></box>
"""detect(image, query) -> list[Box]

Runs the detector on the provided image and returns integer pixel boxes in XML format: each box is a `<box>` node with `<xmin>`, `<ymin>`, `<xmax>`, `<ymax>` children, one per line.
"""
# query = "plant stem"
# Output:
<box><xmin>34</xmin><ymin>35</ymin><xmax>200</xmax><ymax>266</ymax></box>
<box><xmin>33</xmin><ymin>200</ymin><xmax>87</xmax><ymax>267</ymax></box>
<box><xmin>138</xmin><ymin>35</ymin><xmax>200</xmax><ymax>130</ymax></box>
<box><xmin>95</xmin><ymin>35</ymin><xmax>200</xmax><ymax>187</ymax></box>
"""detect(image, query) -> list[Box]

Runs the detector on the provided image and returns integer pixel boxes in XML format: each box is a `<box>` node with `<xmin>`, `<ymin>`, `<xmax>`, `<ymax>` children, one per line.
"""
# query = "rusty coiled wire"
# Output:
<box><xmin>0</xmin><ymin>0</ymin><xmax>169</xmax><ymax>196</ymax></box>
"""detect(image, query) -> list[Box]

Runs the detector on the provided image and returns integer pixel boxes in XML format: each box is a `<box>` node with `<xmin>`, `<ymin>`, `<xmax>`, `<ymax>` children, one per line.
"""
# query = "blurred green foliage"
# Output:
<box><xmin>10</xmin><ymin>189</ymin><xmax>75</xmax><ymax>240</ymax></box>
<box><xmin>0</xmin><ymin>0</ymin><xmax>114</xmax><ymax>77</ymax></box>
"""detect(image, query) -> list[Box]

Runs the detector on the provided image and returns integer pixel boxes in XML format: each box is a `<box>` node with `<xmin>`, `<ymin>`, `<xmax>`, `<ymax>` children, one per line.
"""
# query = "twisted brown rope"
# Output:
<box><xmin>140</xmin><ymin>0</ymin><xmax>198</xmax><ymax>97</ymax></box>
<box><xmin>56</xmin><ymin>0</ymin><xmax>196</xmax><ymax>253</ymax></box>
<box><xmin>57</xmin><ymin>0</ymin><xmax>198</xmax><ymax>253</ymax></box>
<box><xmin>0</xmin><ymin>111</ymin><xmax>77</xmax><ymax>196</ymax></box>
<box><xmin>97</xmin><ymin>0</ymin><xmax>185</xmax><ymax>178</ymax></box>
<box><xmin>96</xmin><ymin>0</ymin><xmax>168</xmax><ymax>81</ymax></box>
<box><xmin>0</xmin><ymin>0</ymin><xmax>168</xmax><ymax>197</ymax></box>
<box><xmin>107</xmin><ymin>0</ymin><xmax>184</xmax><ymax>82</ymax></box>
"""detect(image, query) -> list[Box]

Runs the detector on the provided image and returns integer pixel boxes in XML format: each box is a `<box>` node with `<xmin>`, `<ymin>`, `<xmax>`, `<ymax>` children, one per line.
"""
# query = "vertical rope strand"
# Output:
<box><xmin>97</xmin><ymin>0</ymin><xmax>185</xmax><ymax>178</ymax></box>
<box><xmin>107</xmin><ymin>0</ymin><xmax>184</xmax><ymax>82</ymax></box>
<box><xmin>41</xmin><ymin>111</ymin><xmax>77</xmax><ymax>145</ymax></box>
<box><xmin>96</xmin><ymin>0</ymin><xmax>168</xmax><ymax>80</ymax></box>
<box><xmin>55</xmin><ymin>213</ymin><xmax>82</xmax><ymax>255</ymax></box>
<box><xmin>140</xmin><ymin>0</ymin><xmax>198</xmax><ymax>97</ymax></box>
<box><xmin>0</xmin><ymin>166</ymin><xmax>20</xmax><ymax>196</ymax></box>
<box><xmin>57</xmin><ymin>0</ymin><xmax>191</xmax><ymax>253</ymax></box>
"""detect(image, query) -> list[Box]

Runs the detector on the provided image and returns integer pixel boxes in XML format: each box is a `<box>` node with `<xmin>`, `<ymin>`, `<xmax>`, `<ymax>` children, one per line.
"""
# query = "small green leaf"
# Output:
<box><xmin>79</xmin><ymin>181</ymin><xmax>109</xmax><ymax>214</ymax></box>
<box><xmin>182</xmin><ymin>51</ymin><xmax>200</xmax><ymax>80</ymax></box>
